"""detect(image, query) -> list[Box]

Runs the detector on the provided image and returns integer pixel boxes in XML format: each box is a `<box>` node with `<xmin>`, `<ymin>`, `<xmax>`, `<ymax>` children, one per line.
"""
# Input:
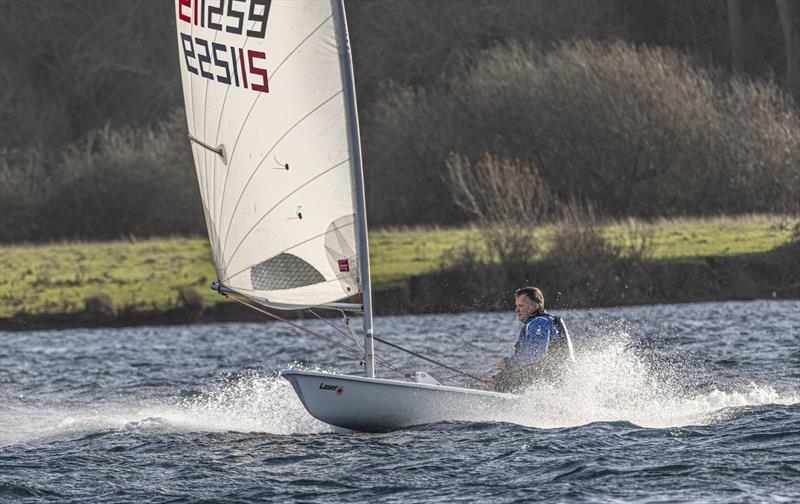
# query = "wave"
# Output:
<box><xmin>2</xmin><ymin>331</ymin><xmax>797</xmax><ymax>444</ymax></box>
<box><xmin>0</xmin><ymin>369</ymin><xmax>330</xmax><ymax>446</ymax></box>
<box><xmin>505</xmin><ymin>331</ymin><xmax>799</xmax><ymax>429</ymax></box>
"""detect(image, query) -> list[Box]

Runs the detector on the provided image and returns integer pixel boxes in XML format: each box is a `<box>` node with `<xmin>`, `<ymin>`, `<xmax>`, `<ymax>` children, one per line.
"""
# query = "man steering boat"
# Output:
<box><xmin>485</xmin><ymin>286</ymin><xmax>575</xmax><ymax>393</ymax></box>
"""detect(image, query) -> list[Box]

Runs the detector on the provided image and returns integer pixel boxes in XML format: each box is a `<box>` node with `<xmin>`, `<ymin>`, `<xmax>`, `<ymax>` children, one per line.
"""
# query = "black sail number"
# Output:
<box><xmin>226</xmin><ymin>0</ymin><xmax>246</xmax><ymax>34</ymax></box>
<box><xmin>246</xmin><ymin>0</ymin><xmax>271</xmax><ymax>39</ymax></box>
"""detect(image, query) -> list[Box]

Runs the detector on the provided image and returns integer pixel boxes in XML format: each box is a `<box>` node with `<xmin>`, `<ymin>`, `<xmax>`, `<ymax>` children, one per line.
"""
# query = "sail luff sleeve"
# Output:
<box><xmin>332</xmin><ymin>0</ymin><xmax>375</xmax><ymax>377</ymax></box>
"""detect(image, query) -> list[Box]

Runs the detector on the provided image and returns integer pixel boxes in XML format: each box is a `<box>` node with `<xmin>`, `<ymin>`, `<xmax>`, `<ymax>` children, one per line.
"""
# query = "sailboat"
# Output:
<box><xmin>174</xmin><ymin>0</ymin><xmax>517</xmax><ymax>432</ymax></box>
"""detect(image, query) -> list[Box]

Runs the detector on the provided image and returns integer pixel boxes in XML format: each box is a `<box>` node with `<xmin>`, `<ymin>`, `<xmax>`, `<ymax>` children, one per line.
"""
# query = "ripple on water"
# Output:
<box><xmin>0</xmin><ymin>300</ymin><xmax>798</xmax><ymax>502</ymax></box>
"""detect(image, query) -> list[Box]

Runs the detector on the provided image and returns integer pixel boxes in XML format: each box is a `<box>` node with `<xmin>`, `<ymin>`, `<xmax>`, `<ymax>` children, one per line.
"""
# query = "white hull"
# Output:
<box><xmin>282</xmin><ymin>369</ymin><xmax>518</xmax><ymax>432</ymax></box>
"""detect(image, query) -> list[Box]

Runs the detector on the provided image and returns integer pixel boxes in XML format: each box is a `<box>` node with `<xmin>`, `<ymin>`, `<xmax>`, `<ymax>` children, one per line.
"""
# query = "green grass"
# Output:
<box><xmin>603</xmin><ymin>215</ymin><xmax>797</xmax><ymax>260</ymax></box>
<box><xmin>1</xmin><ymin>215</ymin><xmax>795</xmax><ymax>318</ymax></box>
<box><xmin>0</xmin><ymin>239</ymin><xmax>218</xmax><ymax>318</ymax></box>
<box><xmin>369</xmin><ymin>228</ymin><xmax>477</xmax><ymax>287</ymax></box>
<box><xmin>372</xmin><ymin>215</ymin><xmax>797</xmax><ymax>285</ymax></box>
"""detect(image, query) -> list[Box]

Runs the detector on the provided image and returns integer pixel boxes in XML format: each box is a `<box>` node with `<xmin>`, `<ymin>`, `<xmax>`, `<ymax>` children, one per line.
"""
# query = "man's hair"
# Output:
<box><xmin>515</xmin><ymin>286</ymin><xmax>544</xmax><ymax>308</ymax></box>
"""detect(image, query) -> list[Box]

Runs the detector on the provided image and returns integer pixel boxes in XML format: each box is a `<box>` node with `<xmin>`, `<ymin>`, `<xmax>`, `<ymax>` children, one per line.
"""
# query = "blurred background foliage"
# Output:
<box><xmin>0</xmin><ymin>0</ymin><xmax>798</xmax><ymax>242</ymax></box>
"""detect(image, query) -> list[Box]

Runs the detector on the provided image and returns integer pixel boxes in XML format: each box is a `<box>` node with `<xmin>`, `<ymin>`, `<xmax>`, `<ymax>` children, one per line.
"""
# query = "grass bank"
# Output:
<box><xmin>0</xmin><ymin>215</ymin><xmax>796</xmax><ymax>327</ymax></box>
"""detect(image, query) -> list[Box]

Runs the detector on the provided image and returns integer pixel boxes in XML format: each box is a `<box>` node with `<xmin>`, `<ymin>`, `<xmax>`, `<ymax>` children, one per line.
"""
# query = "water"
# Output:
<box><xmin>1</xmin><ymin>300</ymin><xmax>798</xmax><ymax>502</ymax></box>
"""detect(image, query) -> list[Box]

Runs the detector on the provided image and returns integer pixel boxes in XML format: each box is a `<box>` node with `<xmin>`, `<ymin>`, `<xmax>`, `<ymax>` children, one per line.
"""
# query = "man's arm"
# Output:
<box><xmin>505</xmin><ymin>318</ymin><xmax>551</xmax><ymax>367</ymax></box>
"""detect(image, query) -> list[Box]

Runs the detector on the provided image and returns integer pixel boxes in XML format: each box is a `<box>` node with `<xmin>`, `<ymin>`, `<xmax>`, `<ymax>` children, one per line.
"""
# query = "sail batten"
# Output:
<box><xmin>176</xmin><ymin>0</ymin><xmax>364</xmax><ymax>309</ymax></box>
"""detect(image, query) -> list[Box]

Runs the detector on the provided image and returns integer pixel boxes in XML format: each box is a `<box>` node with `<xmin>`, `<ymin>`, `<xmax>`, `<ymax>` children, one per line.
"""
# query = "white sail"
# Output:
<box><xmin>175</xmin><ymin>0</ymin><xmax>362</xmax><ymax>309</ymax></box>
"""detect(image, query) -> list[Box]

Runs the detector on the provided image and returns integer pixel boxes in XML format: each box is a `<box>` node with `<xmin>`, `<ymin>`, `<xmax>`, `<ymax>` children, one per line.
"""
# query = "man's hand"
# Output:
<box><xmin>495</xmin><ymin>358</ymin><xmax>510</xmax><ymax>371</ymax></box>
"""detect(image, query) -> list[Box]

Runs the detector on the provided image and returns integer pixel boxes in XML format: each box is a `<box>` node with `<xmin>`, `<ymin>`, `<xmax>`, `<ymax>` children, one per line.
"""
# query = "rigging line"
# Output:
<box><xmin>372</xmin><ymin>353</ymin><xmax>414</xmax><ymax>380</ymax></box>
<box><xmin>219</xmin><ymin>155</ymin><xmax>347</xmax><ymax>273</ymax></box>
<box><xmin>302</xmin><ymin>307</ymin><xmax>410</xmax><ymax>378</ymax></box>
<box><xmin>214</xmin><ymin>14</ymin><xmax>334</xmax><ymax>249</ymax></box>
<box><xmin>307</xmin><ymin>309</ymin><xmax>364</xmax><ymax>355</ymax></box>
<box><xmin>372</xmin><ymin>335</ymin><xmax>485</xmax><ymax>383</ymax></box>
<box><xmin>224</xmin><ymin>294</ymin><xmax>412</xmax><ymax>379</ymax></box>
<box><xmin>226</xmin><ymin>295</ymin><xmax>357</xmax><ymax>354</ymax></box>
<box><xmin>304</xmin><ymin>307</ymin><xmax>411</xmax><ymax>378</ymax></box>
<box><xmin>222</xmin><ymin>200</ymin><xmax>352</xmax><ymax>280</ymax></box>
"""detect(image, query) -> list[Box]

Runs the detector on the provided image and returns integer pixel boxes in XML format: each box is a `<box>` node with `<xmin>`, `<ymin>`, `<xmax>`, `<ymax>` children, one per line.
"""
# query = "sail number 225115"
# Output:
<box><xmin>177</xmin><ymin>0</ymin><xmax>272</xmax><ymax>94</ymax></box>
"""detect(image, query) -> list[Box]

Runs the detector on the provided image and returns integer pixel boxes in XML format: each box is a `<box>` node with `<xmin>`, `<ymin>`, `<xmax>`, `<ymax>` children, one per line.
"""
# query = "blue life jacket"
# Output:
<box><xmin>515</xmin><ymin>310</ymin><xmax>558</xmax><ymax>347</ymax></box>
<box><xmin>509</xmin><ymin>309</ymin><xmax>574</xmax><ymax>367</ymax></box>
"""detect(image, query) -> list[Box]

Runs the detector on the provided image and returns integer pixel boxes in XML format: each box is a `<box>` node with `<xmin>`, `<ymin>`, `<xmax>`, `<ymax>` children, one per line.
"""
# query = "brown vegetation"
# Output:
<box><xmin>177</xmin><ymin>286</ymin><xmax>206</xmax><ymax>314</ymax></box>
<box><xmin>0</xmin><ymin>113</ymin><xmax>201</xmax><ymax>242</ymax></box>
<box><xmin>366</xmin><ymin>40</ymin><xmax>800</xmax><ymax>226</ymax></box>
<box><xmin>0</xmin><ymin>0</ymin><xmax>178</xmax><ymax>149</ymax></box>
<box><xmin>84</xmin><ymin>292</ymin><xmax>117</xmax><ymax>319</ymax></box>
<box><xmin>0</xmin><ymin>1</ymin><xmax>798</xmax><ymax>242</ymax></box>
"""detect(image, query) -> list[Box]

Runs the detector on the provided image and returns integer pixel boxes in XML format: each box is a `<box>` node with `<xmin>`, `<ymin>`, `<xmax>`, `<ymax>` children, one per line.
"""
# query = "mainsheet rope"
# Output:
<box><xmin>306</xmin><ymin>308</ymin><xmax>364</xmax><ymax>355</ymax></box>
<box><xmin>371</xmin><ymin>335</ymin><xmax>485</xmax><ymax>382</ymax></box>
<box><xmin>223</xmin><ymin>293</ymin><xmax>415</xmax><ymax>379</ymax></box>
<box><xmin>306</xmin><ymin>308</ymin><xmax>484</xmax><ymax>382</ymax></box>
<box><xmin>305</xmin><ymin>311</ymin><xmax>485</xmax><ymax>382</ymax></box>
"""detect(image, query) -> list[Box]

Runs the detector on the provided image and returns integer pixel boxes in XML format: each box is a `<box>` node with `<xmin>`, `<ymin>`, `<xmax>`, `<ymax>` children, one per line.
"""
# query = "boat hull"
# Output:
<box><xmin>281</xmin><ymin>369</ymin><xmax>518</xmax><ymax>432</ymax></box>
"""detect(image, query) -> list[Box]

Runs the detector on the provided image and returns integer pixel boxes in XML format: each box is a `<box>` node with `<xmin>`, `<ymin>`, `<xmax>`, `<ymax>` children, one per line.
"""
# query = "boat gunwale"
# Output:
<box><xmin>281</xmin><ymin>369</ymin><xmax>518</xmax><ymax>399</ymax></box>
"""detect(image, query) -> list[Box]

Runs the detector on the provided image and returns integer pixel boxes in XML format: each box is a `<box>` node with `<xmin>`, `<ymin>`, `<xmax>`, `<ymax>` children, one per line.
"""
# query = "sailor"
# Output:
<box><xmin>485</xmin><ymin>286</ymin><xmax>574</xmax><ymax>393</ymax></box>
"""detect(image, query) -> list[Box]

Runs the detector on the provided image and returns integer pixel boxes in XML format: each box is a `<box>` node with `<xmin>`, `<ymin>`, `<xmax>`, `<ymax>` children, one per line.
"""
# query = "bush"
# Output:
<box><xmin>0</xmin><ymin>146</ymin><xmax>53</xmax><ymax>241</ymax></box>
<box><xmin>437</xmin><ymin>198</ymin><xmax>655</xmax><ymax>309</ymax></box>
<box><xmin>177</xmin><ymin>286</ymin><xmax>206</xmax><ymax>313</ymax></box>
<box><xmin>366</xmin><ymin>40</ymin><xmax>800</xmax><ymax>226</ymax></box>
<box><xmin>84</xmin><ymin>292</ymin><xmax>117</xmax><ymax>318</ymax></box>
<box><xmin>445</xmin><ymin>152</ymin><xmax>552</xmax><ymax>224</ymax></box>
<box><xmin>545</xmin><ymin>203</ymin><xmax>648</xmax><ymax>278</ymax></box>
<box><xmin>0</xmin><ymin>111</ymin><xmax>203</xmax><ymax>242</ymax></box>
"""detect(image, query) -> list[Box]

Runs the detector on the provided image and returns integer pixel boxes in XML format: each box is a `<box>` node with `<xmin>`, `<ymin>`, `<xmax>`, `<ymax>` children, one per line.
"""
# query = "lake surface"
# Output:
<box><xmin>1</xmin><ymin>300</ymin><xmax>798</xmax><ymax>502</ymax></box>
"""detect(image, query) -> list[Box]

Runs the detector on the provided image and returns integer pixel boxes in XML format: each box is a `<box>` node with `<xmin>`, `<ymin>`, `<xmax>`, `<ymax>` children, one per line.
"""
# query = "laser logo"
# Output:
<box><xmin>319</xmin><ymin>382</ymin><xmax>344</xmax><ymax>395</ymax></box>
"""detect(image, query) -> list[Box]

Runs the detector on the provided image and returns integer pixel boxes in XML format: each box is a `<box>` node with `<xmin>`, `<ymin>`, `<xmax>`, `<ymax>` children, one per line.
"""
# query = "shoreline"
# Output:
<box><xmin>3</xmin><ymin>294</ymin><xmax>797</xmax><ymax>333</ymax></box>
<box><xmin>4</xmin><ymin>244</ymin><xmax>797</xmax><ymax>332</ymax></box>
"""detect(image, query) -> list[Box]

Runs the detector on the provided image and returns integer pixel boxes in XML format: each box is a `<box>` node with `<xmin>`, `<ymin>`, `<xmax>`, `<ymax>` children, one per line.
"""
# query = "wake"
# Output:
<box><xmin>2</xmin><ymin>332</ymin><xmax>797</xmax><ymax>444</ymax></box>
<box><xmin>0</xmin><ymin>370</ymin><xmax>330</xmax><ymax>446</ymax></box>
<box><xmin>505</xmin><ymin>331</ymin><xmax>798</xmax><ymax>429</ymax></box>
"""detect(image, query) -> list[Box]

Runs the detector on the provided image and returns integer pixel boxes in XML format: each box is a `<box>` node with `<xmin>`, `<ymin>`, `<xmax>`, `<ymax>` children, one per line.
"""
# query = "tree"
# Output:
<box><xmin>727</xmin><ymin>0</ymin><xmax>744</xmax><ymax>73</ymax></box>
<box><xmin>776</xmin><ymin>0</ymin><xmax>800</xmax><ymax>103</ymax></box>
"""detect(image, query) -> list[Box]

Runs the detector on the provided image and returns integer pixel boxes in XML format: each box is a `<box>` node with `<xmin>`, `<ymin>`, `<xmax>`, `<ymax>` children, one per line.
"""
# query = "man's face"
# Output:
<box><xmin>515</xmin><ymin>295</ymin><xmax>537</xmax><ymax>322</ymax></box>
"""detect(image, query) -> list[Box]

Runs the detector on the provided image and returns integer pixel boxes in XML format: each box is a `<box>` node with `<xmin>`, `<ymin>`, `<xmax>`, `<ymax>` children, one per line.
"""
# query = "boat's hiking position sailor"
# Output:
<box><xmin>486</xmin><ymin>286</ymin><xmax>575</xmax><ymax>393</ymax></box>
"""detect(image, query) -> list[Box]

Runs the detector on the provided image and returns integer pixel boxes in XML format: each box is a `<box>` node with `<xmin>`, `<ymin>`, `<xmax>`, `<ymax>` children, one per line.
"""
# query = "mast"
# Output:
<box><xmin>332</xmin><ymin>0</ymin><xmax>375</xmax><ymax>378</ymax></box>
